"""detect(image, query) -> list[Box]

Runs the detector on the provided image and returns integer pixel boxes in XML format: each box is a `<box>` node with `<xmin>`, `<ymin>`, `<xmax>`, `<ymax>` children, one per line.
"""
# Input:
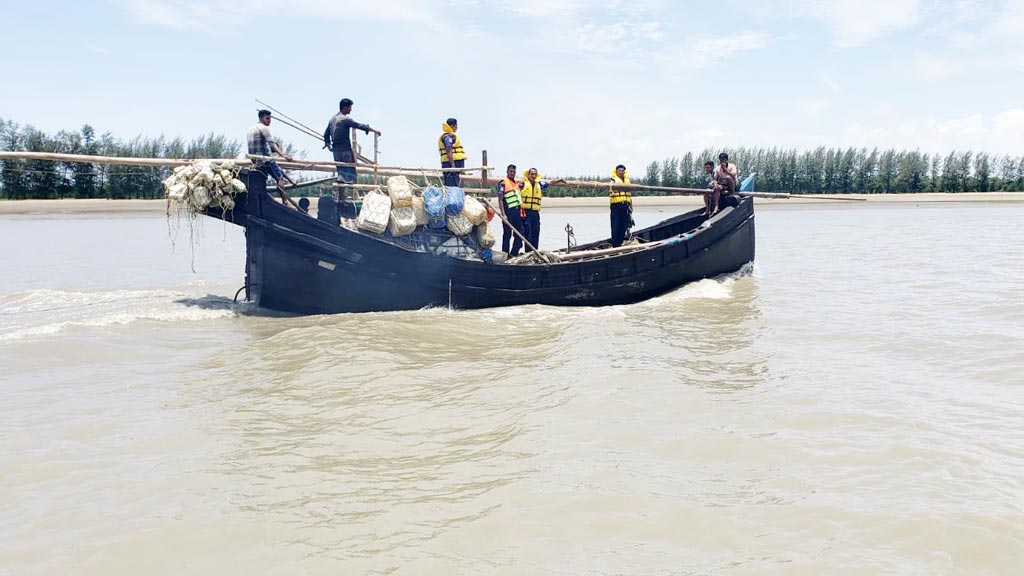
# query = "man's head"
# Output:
<box><xmin>704</xmin><ymin>160</ymin><xmax>714</xmax><ymax>173</ymax></box>
<box><xmin>258</xmin><ymin>109</ymin><xmax>272</xmax><ymax>126</ymax></box>
<box><xmin>506</xmin><ymin>164</ymin><xmax>516</xmax><ymax>178</ymax></box>
<box><xmin>446</xmin><ymin>118</ymin><xmax>458</xmax><ymax>132</ymax></box>
<box><xmin>339</xmin><ymin>98</ymin><xmax>354</xmax><ymax>114</ymax></box>
<box><xmin>527</xmin><ymin>168</ymin><xmax>538</xmax><ymax>182</ymax></box>
<box><xmin>718</xmin><ymin>152</ymin><xmax>729</xmax><ymax>166</ymax></box>
<box><xmin>615</xmin><ymin>164</ymin><xmax>626</xmax><ymax>178</ymax></box>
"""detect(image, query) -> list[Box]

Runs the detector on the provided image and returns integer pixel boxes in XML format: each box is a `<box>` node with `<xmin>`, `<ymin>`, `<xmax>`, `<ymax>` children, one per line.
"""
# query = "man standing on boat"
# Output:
<box><xmin>248</xmin><ymin>109</ymin><xmax>294</xmax><ymax>191</ymax></box>
<box><xmin>520</xmin><ymin>167</ymin><xmax>550</xmax><ymax>251</ymax></box>
<box><xmin>498</xmin><ymin>164</ymin><xmax>526</xmax><ymax>256</ymax></box>
<box><xmin>609</xmin><ymin>164</ymin><xmax>633</xmax><ymax>247</ymax></box>
<box><xmin>439</xmin><ymin>118</ymin><xmax>466</xmax><ymax>187</ymax></box>
<box><xmin>324</xmin><ymin>98</ymin><xmax>381</xmax><ymax>184</ymax></box>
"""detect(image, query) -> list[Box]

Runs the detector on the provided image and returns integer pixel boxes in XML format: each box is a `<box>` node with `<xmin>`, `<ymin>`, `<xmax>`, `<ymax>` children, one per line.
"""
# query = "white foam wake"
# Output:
<box><xmin>0</xmin><ymin>288</ymin><xmax>237</xmax><ymax>342</ymax></box>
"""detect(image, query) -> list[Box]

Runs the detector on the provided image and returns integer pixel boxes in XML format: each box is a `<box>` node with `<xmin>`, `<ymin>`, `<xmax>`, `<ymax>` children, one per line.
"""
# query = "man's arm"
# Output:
<box><xmin>442</xmin><ymin>134</ymin><xmax>455</xmax><ymax>164</ymax></box>
<box><xmin>323</xmin><ymin>120</ymin><xmax>333</xmax><ymax>150</ymax></box>
<box><xmin>346</xmin><ymin>118</ymin><xmax>382</xmax><ymax>137</ymax></box>
<box><xmin>270</xmin><ymin>141</ymin><xmax>293</xmax><ymax>162</ymax></box>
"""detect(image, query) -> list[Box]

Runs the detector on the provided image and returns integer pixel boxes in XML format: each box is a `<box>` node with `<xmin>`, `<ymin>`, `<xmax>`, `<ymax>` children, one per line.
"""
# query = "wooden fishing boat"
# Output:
<box><xmin>205</xmin><ymin>170</ymin><xmax>756</xmax><ymax>314</ymax></box>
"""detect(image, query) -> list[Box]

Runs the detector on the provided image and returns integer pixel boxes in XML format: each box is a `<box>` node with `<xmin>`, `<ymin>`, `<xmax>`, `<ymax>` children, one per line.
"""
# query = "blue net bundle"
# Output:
<box><xmin>444</xmin><ymin>187</ymin><xmax>465</xmax><ymax>216</ymax></box>
<box><xmin>423</xmin><ymin>186</ymin><xmax>447</xmax><ymax>229</ymax></box>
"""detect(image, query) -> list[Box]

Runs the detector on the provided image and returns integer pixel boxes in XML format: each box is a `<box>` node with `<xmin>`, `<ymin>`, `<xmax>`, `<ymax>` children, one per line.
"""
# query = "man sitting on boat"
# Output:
<box><xmin>712</xmin><ymin>152</ymin><xmax>740</xmax><ymax>213</ymax></box>
<box><xmin>323</xmin><ymin>98</ymin><xmax>381</xmax><ymax>184</ymax></box>
<box><xmin>498</xmin><ymin>164</ymin><xmax>526</xmax><ymax>256</ymax></box>
<box><xmin>438</xmin><ymin>118</ymin><xmax>466</xmax><ymax>187</ymax></box>
<box><xmin>609</xmin><ymin>164</ymin><xmax>633</xmax><ymax>247</ymax></box>
<box><xmin>248</xmin><ymin>109</ymin><xmax>293</xmax><ymax>192</ymax></box>
<box><xmin>702</xmin><ymin>160</ymin><xmax>716</xmax><ymax>216</ymax></box>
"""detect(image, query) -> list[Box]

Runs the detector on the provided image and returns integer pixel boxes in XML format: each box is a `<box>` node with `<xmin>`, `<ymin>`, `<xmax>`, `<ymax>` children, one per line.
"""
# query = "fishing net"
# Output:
<box><xmin>446</xmin><ymin>213</ymin><xmax>474</xmax><ymax>236</ymax></box>
<box><xmin>462</xmin><ymin>194</ymin><xmax>486</xmax><ymax>225</ymax></box>
<box><xmin>356</xmin><ymin>190</ymin><xmax>392</xmax><ymax>233</ymax></box>
<box><xmin>386</xmin><ymin>175</ymin><xmax>414</xmax><ymax>208</ymax></box>
<box><xmin>475</xmin><ymin>221</ymin><xmax>495</xmax><ymax>248</ymax></box>
<box><xmin>163</xmin><ymin>160</ymin><xmax>244</xmax><ymax>215</ymax></box>
<box><xmin>387</xmin><ymin>206</ymin><xmax>417</xmax><ymax>236</ymax></box>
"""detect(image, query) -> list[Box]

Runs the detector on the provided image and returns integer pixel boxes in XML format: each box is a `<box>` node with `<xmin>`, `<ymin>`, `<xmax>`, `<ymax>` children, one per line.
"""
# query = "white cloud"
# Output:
<box><xmin>499</xmin><ymin>0</ymin><xmax>589</xmax><ymax>18</ymax></box>
<box><xmin>820</xmin><ymin>75</ymin><xmax>840</xmax><ymax>94</ymax></box>
<box><xmin>117</xmin><ymin>0</ymin><xmax>442</xmax><ymax>30</ymax></box>
<box><xmin>837</xmin><ymin>110</ymin><xmax>1021</xmax><ymax>156</ymax></box>
<box><xmin>912</xmin><ymin>53</ymin><xmax>964</xmax><ymax>80</ymax></box>
<box><xmin>86</xmin><ymin>44</ymin><xmax>112</xmax><ymax>56</ymax></box>
<box><xmin>797</xmin><ymin>0</ymin><xmax>923</xmax><ymax>46</ymax></box>
<box><xmin>993</xmin><ymin>108</ymin><xmax>1024</xmax><ymax>135</ymax></box>
<box><xmin>660</xmin><ymin>31</ymin><xmax>772</xmax><ymax>68</ymax></box>
<box><xmin>796</xmin><ymin>98</ymin><xmax>830</xmax><ymax>116</ymax></box>
<box><xmin>935</xmin><ymin>113</ymin><xmax>983</xmax><ymax>134</ymax></box>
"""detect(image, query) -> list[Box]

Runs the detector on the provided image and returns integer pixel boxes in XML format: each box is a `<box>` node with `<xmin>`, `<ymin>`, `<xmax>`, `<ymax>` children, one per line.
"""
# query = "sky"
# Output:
<box><xmin>2</xmin><ymin>0</ymin><xmax>1022</xmax><ymax>175</ymax></box>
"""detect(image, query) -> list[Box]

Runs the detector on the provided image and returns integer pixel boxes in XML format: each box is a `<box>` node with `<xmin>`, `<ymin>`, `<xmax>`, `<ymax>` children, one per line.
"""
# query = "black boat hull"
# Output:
<box><xmin>220</xmin><ymin>173</ymin><xmax>755</xmax><ymax>315</ymax></box>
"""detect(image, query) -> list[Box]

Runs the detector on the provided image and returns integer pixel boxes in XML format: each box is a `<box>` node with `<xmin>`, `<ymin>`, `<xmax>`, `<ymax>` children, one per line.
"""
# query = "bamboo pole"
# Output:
<box><xmin>250</xmin><ymin>155</ymin><xmax>492</xmax><ymax>175</ymax></box>
<box><xmin>373</xmin><ymin>132</ymin><xmax>380</xmax><ymax>187</ymax></box>
<box><xmin>255</xmin><ymin>99</ymin><xmax>322</xmax><ymax>140</ymax></box>
<box><xmin>551</xmin><ymin>241</ymin><xmax>658</xmax><ymax>261</ymax></box>
<box><xmin>476</xmin><ymin>196</ymin><xmax>558</xmax><ymax>263</ymax></box>
<box><xmin>481</xmin><ymin>150</ymin><xmax>489</xmax><ymax>189</ymax></box>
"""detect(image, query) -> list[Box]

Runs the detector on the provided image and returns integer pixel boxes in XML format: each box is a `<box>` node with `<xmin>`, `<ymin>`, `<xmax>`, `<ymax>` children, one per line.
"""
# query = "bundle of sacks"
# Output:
<box><xmin>357</xmin><ymin>177</ymin><xmax>494</xmax><ymax>248</ymax></box>
<box><xmin>163</xmin><ymin>160</ymin><xmax>246</xmax><ymax>212</ymax></box>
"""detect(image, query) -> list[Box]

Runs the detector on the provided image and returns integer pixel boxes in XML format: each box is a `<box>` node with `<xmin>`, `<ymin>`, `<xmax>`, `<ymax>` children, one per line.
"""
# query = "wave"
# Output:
<box><xmin>0</xmin><ymin>288</ymin><xmax>238</xmax><ymax>342</ymax></box>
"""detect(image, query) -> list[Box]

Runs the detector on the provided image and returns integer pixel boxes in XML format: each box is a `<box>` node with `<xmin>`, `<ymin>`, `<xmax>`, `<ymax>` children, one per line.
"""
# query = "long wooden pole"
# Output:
<box><xmin>0</xmin><ymin>152</ymin><xmax>865</xmax><ymax>200</ymax></box>
<box><xmin>476</xmin><ymin>196</ymin><xmax>556</xmax><ymax>263</ymax></box>
<box><xmin>255</xmin><ymin>99</ymin><xmax>323</xmax><ymax>140</ymax></box>
<box><xmin>551</xmin><ymin>179</ymin><xmax>865</xmax><ymax>200</ymax></box>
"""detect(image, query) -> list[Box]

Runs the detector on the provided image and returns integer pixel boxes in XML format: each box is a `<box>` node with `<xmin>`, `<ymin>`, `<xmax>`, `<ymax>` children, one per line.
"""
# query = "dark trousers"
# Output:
<box><xmin>523</xmin><ymin>209</ymin><xmax>540</xmax><ymax>250</ymax></box>
<box><xmin>333</xmin><ymin>148</ymin><xmax>356</xmax><ymax>183</ymax></box>
<box><xmin>610</xmin><ymin>202</ymin><xmax>631</xmax><ymax>247</ymax></box>
<box><xmin>441</xmin><ymin>159</ymin><xmax>464</xmax><ymax>187</ymax></box>
<box><xmin>501</xmin><ymin>211</ymin><xmax>527</xmax><ymax>256</ymax></box>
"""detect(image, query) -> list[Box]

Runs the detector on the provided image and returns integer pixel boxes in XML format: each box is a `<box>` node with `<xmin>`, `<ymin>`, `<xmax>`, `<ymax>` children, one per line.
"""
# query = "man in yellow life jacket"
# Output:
<box><xmin>610</xmin><ymin>164</ymin><xmax>633</xmax><ymax>247</ymax></box>
<box><xmin>519</xmin><ymin>167</ymin><xmax>550</xmax><ymax>251</ymax></box>
<box><xmin>497</xmin><ymin>164</ymin><xmax>526</xmax><ymax>256</ymax></box>
<box><xmin>438</xmin><ymin>118</ymin><xmax>466</xmax><ymax>187</ymax></box>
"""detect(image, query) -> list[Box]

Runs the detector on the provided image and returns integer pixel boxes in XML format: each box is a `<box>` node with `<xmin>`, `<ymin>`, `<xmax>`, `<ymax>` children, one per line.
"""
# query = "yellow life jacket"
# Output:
<box><xmin>521</xmin><ymin>172</ymin><xmax>543</xmax><ymax>211</ymax></box>
<box><xmin>502</xmin><ymin>177</ymin><xmax>521</xmax><ymax>208</ymax></box>
<box><xmin>610</xmin><ymin>169</ymin><xmax>632</xmax><ymax>204</ymax></box>
<box><xmin>437</xmin><ymin>123</ymin><xmax>466</xmax><ymax>162</ymax></box>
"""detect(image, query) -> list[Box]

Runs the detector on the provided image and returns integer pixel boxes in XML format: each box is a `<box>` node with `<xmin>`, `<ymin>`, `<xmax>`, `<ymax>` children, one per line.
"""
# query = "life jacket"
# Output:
<box><xmin>520</xmin><ymin>172</ymin><xmax>543</xmax><ymax>211</ymax></box>
<box><xmin>502</xmin><ymin>177</ymin><xmax>521</xmax><ymax>209</ymax></box>
<box><xmin>610</xmin><ymin>169</ymin><xmax>632</xmax><ymax>204</ymax></box>
<box><xmin>437</xmin><ymin>123</ymin><xmax>466</xmax><ymax>162</ymax></box>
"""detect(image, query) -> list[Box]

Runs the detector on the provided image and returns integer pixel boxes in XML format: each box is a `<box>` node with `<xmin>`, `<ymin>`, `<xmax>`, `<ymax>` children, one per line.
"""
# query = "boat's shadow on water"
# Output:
<box><xmin>174</xmin><ymin>294</ymin><xmax>295</xmax><ymax>318</ymax></box>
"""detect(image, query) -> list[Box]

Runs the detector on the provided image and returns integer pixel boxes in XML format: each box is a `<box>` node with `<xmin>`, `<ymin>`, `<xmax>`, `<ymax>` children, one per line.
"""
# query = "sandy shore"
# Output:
<box><xmin>1</xmin><ymin>192</ymin><xmax>1022</xmax><ymax>216</ymax></box>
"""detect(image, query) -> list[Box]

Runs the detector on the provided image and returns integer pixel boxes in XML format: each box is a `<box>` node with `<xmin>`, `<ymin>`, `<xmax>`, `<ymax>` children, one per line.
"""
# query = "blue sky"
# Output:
<box><xmin>3</xmin><ymin>0</ymin><xmax>1022</xmax><ymax>174</ymax></box>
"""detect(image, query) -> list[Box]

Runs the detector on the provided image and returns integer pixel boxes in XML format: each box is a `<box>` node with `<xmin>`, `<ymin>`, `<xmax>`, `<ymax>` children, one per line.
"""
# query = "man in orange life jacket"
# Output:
<box><xmin>497</xmin><ymin>164</ymin><xmax>526</xmax><ymax>256</ymax></box>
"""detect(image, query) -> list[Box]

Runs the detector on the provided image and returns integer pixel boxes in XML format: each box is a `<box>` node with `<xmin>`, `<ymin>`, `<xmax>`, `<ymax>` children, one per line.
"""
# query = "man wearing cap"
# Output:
<box><xmin>438</xmin><ymin>118</ymin><xmax>466</xmax><ymax>187</ymax></box>
<box><xmin>324</xmin><ymin>98</ymin><xmax>381</xmax><ymax>184</ymax></box>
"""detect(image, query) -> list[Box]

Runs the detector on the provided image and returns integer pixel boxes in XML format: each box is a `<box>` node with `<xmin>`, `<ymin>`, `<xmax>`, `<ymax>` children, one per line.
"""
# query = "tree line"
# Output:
<box><xmin>631</xmin><ymin>147</ymin><xmax>1024</xmax><ymax>195</ymax></box>
<box><xmin>3</xmin><ymin>119</ymin><xmax>1022</xmax><ymax>199</ymax></box>
<box><xmin>0</xmin><ymin>119</ymin><xmax>292</xmax><ymax>200</ymax></box>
